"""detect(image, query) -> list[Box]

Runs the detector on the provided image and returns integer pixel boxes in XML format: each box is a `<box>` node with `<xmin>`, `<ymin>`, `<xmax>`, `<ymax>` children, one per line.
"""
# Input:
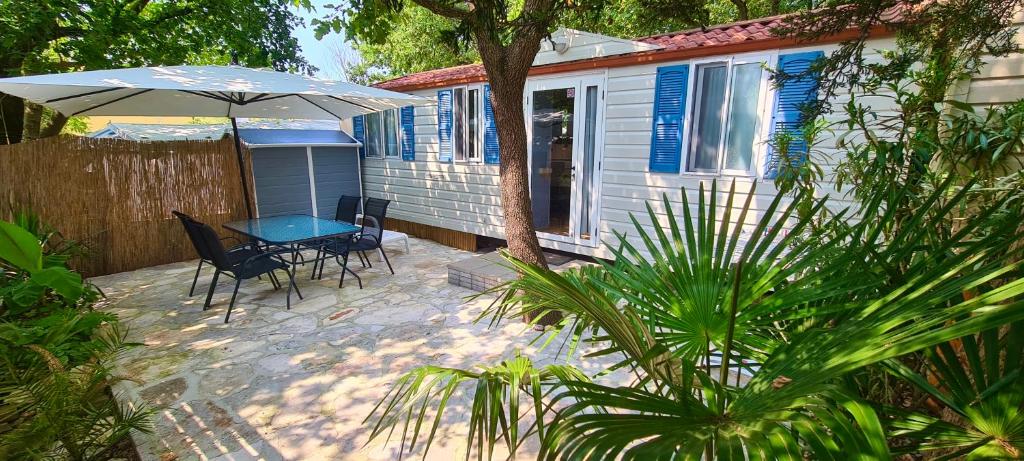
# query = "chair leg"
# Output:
<box><xmin>310</xmin><ymin>248</ymin><xmax>322</xmax><ymax>280</ymax></box>
<box><xmin>377</xmin><ymin>248</ymin><xmax>385</xmax><ymax>262</ymax></box>
<box><xmin>204</xmin><ymin>270</ymin><xmax>221</xmax><ymax>310</ymax></box>
<box><xmin>338</xmin><ymin>253</ymin><xmax>349</xmax><ymax>288</ymax></box>
<box><xmin>338</xmin><ymin>253</ymin><xmax>363</xmax><ymax>289</ymax></box>
<box><xmin>289</xmin><ymin>264</ymin><xmax>303</xmax><ymax>301</ymax></box>
<box><xmin>287</xmin><ymin>271</ymin><xmax>302</xmax><ymax>309</ymax></box>
<box><xmin>189</xmin><ymin>260</ymin><xmax>204</xmax><ymax>297</ymax></box>
<box><xmin>362</xmin><ymin>251</ymin><xmax>372</xmax><ymax>268</ymax></box>
<box><xmin>269</xmin><ymin>270</ymin><xmax>281</xmax><ymax>290</ymax></box>
<box><xmin>379</xmin><ymin>247</ymin><xmax>394</xmax><ymax>274</ymax></box>
<box><xmin>225</xmin><ymin>277</ymin><xmax>243</xmax><ymax>323</ymax></box>
<box><xmin>356</xmin><ymin>251</ymin><xmax>367</xmax><ymax>268</ymax></box>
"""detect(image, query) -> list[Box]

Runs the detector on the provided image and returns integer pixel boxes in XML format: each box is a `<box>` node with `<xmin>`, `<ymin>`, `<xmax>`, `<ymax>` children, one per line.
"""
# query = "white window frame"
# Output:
<box><xmin>363</xmin><ymin>108</ymin><xmax>402</xmax><ymax>159</ymax></box>
<box><xmin>452</xmin><ymin>84</ymin><xmax>484</xmax><ymax>163</ymax></box>
<box><xmin>680</xmin><ymin>52</ymin><xmax>775</xmax><ymax>177</ymax></box>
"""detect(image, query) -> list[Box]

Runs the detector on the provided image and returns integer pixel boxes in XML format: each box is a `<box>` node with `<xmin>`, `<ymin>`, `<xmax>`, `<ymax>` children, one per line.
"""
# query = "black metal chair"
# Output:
<box><xmin>173</xmin><ymin>211</ymin><xmax>267</xmax><ymax>296</ymax></box>
<box><xmin>311</xmin><ymin>195</ymin><xmax>364</xmax><ymax>279</ymax></box>
<box><xmin>354</xmin><ymin>198</ymin><xmax>395</xmax><ymax>275</ymax></box>
<box><xmin>185</xmin><ymin>219</ymin><xmax>302</xmax><ymax>323</ymax></box>
<box><xmin>320</xmin><ymin>197</ymin><xmax>394</xmax><ymax>289</ymax></box>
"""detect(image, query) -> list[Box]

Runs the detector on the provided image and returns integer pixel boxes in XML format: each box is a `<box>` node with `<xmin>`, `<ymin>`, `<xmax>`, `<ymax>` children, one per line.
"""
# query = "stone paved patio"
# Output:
<box><xmin>91</xmin><ymin>237</ymin><xmax>619</xmax><ymax>461</ymax></box>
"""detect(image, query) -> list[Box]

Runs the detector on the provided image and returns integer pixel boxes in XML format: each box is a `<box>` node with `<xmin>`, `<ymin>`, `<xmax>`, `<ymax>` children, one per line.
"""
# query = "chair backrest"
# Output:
<box><xmin>361</xmin><ymin>198</ymin><xmax>391</xmax><ymax>241</ymax></box>
<box><xmin>190</xmin><ymin>221</ymin><xmax>233</xmax><ymax>270</ymax></box>
<box><xmin>335</xmin><ymin>195</ymin><xmax>362</xmax><ymax>223</ymax></box>
<box><xmin>173</xmin><ymin>210</ymin><xmax>213</xmax><ymax>261</ymax></box>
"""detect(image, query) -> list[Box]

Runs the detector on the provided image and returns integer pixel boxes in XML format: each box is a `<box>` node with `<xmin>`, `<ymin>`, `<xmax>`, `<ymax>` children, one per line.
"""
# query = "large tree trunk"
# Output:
<box><xmin>731</xmin><ymin>0</ymin><xmax>750</xmax><ymax>20</ymax></box>
<box><xmin>22</xmin><ymin>102</ymin><xmax>44</xmax><ymax>141</ymax></box>
<box><xmin>475</xmin><ymin>30</ymin><xmax>564</xmax><ymax>326</ymax></box>
<box><xmin>474</xmin><ymin>33</ymin><xmax>549</xmax><ymax>271</ymax></box>
<box><xmin>0</xmin><ymin>93</ymin><xmax>24</xmax><ymax>144</ymax></box>
<box><xmin>40</xmin><ymin>112</ymin><xmax>69</xmax><ymax>138</ymax></box>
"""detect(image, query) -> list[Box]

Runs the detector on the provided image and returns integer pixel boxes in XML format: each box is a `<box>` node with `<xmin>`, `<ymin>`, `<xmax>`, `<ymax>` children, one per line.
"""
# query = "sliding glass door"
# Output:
<box><xmin>525</xmin><ymin>74</ymin><xmax>604</xmax><ymax>246</ymax></box>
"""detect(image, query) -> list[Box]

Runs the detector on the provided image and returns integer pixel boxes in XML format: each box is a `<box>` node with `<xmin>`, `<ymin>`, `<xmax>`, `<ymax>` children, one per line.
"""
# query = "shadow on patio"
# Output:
<box><xmin>92</xmin><ymin>237</ymin><xmax>616</xmax><ymax>461</ymax></box>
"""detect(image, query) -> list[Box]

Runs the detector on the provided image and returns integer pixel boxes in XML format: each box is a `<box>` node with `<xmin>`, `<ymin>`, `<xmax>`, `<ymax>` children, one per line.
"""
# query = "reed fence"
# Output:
<box><xmin>0</xmin><ymin>135</ymin><xmax>253</xmax><ymax>276</ymax></box>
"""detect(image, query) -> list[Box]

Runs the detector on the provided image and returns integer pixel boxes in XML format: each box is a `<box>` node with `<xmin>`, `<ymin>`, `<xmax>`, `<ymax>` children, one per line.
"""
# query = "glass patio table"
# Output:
<box><xmin>223</xmin><ymin>214</ymin><xmax>363</xmax><ymax>288</ymax></box>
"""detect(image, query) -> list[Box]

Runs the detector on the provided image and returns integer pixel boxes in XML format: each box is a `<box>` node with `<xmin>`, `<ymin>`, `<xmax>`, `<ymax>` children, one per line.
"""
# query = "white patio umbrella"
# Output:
<box><xmin>0</xmin><ymin>65</ymin><xmax>426</xmax><ymax>217</ymax></box>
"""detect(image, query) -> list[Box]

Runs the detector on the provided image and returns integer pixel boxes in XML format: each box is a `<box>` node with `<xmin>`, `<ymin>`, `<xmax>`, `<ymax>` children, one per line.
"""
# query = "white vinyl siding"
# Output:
<box><xmin>362</xmin><ymin>29</ymin><xmax>1024</xmax><ymax>259</ymax></box>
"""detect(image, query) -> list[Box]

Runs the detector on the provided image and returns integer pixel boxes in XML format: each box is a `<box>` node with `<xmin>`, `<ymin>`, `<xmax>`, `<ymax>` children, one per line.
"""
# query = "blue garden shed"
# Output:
<box><xmin>91</xmin><ymin>121</ymin><xmax>363</xmax><ymax>219</ymax></box>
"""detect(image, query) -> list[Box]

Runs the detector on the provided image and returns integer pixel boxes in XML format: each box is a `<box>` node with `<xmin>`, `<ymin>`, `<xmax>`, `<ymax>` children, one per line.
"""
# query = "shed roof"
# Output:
<box><xmin>89</xmin><ymin>120</ymin><xmax>358</xmax><ymax>147</ymax></box>
<box><xmin>236</xmin><ymin>129</ymin><xmax>358</xmax><ymax>147</ymax></box>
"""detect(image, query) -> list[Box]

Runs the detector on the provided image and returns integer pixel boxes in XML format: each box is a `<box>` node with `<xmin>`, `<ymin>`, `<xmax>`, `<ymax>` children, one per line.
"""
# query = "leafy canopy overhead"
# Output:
<box><xmin>317</xmin><ymin>0</ymin><xmax>812</xmax><ymax>82</ymax></box>
<box><xmin>0</xmin><ymin>0</ymin><xmax>314</xmax><ymax>142</ymax></box>
<box><xmin>1</xmin><ymin>0</ymin><xmax>313</xmax><ymax>76</ymax></box>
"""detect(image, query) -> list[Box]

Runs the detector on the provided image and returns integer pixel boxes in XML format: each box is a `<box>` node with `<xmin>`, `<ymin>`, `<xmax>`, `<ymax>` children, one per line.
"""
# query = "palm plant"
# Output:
<box><xmin>366</xmin><ymin>180</ymin><xmax>1024</xmax><ymax>460</ymax></box>
<box><xmin>884</xmin><ymin>324</ymin><xmax>1024</xmax><ymax>459</ymax></box>
<box><xmin>0</xmin><ymin>322</ymin><xmax>153</xmax><ymax>461</ymax></box>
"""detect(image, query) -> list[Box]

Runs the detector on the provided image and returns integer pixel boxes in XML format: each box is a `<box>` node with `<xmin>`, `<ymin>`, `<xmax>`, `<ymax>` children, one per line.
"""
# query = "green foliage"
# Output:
<box><xmin>0</xmin><ymin>217</ymin><xmax>147</xmax><ymax>460</ymax></box>
<box><xmin>0</xmin><ymin>0</ymin><xmax>313</xmax><ymax>141</ymax></box>
<box><xmin>884</xmin><ymin>325</ymin><xmax>1024</xmax><ymax>459</ymax></box>
<box><xmin>776</xmin><ymin>0</ymin><xmax>1022</xmax><ymax>121</ymax></box>
<box><xmin>61</xmin><ymin>117</ymin><xmax>90</xmax><ymax>136</ymax></box>
<box><xmin>0</xmin><ymin>221</ymin><xmax>41</xmax><ymax>274</ymax></box>
<box><xmin>327</xmin><ymin>0</ymin><xmax>813</xmax><ymax>82</ymax></box>
<box><xmin>347</xmin><ymin>5</ymin><xmax>480</xmax><ymax>83</ymax></box>
<box><xmin>365</xmin><ymin>179</ymin><xmax>1024</xmax><ymax>459</ymax></box>
<box><xmin>0</xmin><ymin>323</ymin><xmax>151</xmax><ymax>461</ymax></box>
<box><xmin>317</xmin><ymin>0</ymin><xmax>728</xmax><ymax>80</ymax></box>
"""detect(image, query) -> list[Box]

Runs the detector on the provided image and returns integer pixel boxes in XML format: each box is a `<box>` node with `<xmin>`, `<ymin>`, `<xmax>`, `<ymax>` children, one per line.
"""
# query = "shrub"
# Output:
<box><xmin>0</xmin><ymin>218</ymin><xmax>151</xmax><ymax>460</ymax></box>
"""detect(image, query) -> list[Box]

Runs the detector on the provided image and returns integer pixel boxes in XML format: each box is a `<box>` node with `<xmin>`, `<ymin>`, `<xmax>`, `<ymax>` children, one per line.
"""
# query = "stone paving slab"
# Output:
<box><xmin>92</xmin><ymin>238</ymin><xmax>624</xmax><ymax>461</ymax></box>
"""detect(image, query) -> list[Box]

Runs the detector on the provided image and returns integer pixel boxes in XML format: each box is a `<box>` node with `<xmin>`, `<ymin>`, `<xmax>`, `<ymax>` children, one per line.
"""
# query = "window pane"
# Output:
<box><xmin>365</xmin><ymin>112</ymin><xmax>383</xmax><ymax>158</ymax></box>
<box><xmin>689</xmin><ymin>64</ymin><xmax>728</xmax><ymax>172</ymax></box>
<box><xmin>467</xmin><ymin>89</ymin><xmax>480</xmax><ymax>160</ymax></box>
<box><xmin>383</xmin><ymin>109</ymin><xmax>399</xmax><ymax>158</ymax></box>
<box><xmin>579</xmin><ymin>85</ymin><xmax>598</xmax><ymax>239</ymax></box>
<box><xmin>723</xmin><ymin>63</ymin><xmax>762</xmax><ymax>171</ymax></box>
<box><xmin>453</xmin><ymin>88</ymin><xmax>466</xmax><ymax>161</ymax></box>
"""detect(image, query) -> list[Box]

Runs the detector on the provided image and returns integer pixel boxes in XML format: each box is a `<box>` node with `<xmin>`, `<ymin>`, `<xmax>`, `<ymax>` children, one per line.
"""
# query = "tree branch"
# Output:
<box><xmin>730</xmin><ymin>0</ymin><xmax>749</xmax><ymax>20</ymax></box>
<box><xmin>411</xmin><ymin>0</ymin><xmax>473</xmax><ymax>19</ymax></box>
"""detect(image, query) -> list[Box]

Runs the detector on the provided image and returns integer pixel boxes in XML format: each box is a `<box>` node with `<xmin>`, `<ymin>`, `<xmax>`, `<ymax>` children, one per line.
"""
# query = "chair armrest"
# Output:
<box><xmin>362</xmin><ymin>215</ymin><xmax>380</xmax><ymax>228</ymax></box>
<box><xmin>239</xmin><ymin>247</ymin><xmax>292</xmax><ymax>270</ymax></box>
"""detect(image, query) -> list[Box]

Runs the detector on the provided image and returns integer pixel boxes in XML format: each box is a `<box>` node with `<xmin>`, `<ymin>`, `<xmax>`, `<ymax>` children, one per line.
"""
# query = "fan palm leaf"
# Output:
<box><xmin>885</xmin><ymin>323</ymin><xmax>1024</xmax><ymax>459</ymax></box>
<box><xmin>365</xmin><ymin>179</ymin><xmax>1024</xmax><ymax>460</ymax></box>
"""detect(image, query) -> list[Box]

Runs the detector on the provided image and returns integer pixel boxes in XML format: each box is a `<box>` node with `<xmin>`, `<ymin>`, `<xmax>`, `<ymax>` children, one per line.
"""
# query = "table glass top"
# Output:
<box><xmin>223</xmin><ymin>215</ymin><xmax>360</xmax><ymax>244</ymax></box>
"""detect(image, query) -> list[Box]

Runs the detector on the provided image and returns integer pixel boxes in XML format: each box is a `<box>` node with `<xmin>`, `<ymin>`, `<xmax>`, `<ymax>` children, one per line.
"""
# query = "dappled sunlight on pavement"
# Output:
<box><xmin>92</xmin><ymin>238</ymin><xmax>625</xmax><ymax>460</ymax></box>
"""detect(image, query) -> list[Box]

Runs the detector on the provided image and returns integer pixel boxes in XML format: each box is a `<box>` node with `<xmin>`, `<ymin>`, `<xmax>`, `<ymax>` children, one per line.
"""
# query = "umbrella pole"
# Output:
<box><xmin>230</xmin><ymin>117</ymin><xmax>254</xmax><ymax>219</ymax></box>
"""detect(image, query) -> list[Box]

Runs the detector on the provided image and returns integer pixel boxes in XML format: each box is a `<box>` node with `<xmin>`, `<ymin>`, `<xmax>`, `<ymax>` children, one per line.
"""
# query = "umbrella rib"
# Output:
<box><xmin>245</xmin><ymin>94</ymin><xmax>294</xmax><ymax>104</ymax></box>
<box><xmin>297</xmin><ymin>95</ymin><xmax>343</xmax><ymax>119</ymax></box>
<box><xmin>179</xmin><ymin>90</ymin><xmax>235</xmax><ymax>104</ymax></box>
<box><xmin>45</xmin><ymin>87</ymin><xmax>124</xmax><ymax>104</ymax></box>
<box><xmin>325</xmin><ymin>95</ymin><xmax>378</xmax><ymax>112</ymax></box>
<box><xmin>243</xmin><ymin>93</ymin><xmax>271</xmax><ymax>104</ymax></box>
<box><xmin>71</xmin><ymin>89</ymin><xmax>154</xmax><ymax>116</ymax></box>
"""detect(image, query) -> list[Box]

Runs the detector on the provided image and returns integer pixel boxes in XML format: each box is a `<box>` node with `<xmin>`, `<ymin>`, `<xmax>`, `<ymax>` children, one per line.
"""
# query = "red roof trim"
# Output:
<box><xmin>375</xmin><ymin>19</ymin><xmax>891</xmax><ymax>92</ymax></box>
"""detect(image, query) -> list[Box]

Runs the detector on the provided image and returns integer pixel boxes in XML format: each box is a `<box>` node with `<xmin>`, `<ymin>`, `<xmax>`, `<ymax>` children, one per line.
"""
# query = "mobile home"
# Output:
<box><xmin>350</xmin><ymin>14</ymin><xmax>1024</xmax><ymax>259</ymax></box>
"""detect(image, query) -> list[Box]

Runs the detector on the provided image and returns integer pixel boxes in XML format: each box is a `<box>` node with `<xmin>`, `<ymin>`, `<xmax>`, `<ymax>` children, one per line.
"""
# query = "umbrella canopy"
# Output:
<box><xmin>0</xmin><ymin>65</ymin><xmax>427</xmax><ymax>218</ymax></box>
<box><xmin>0</xmin><ymin>65</ymin><xmax>424</xmax><ymax>119</ymax></box>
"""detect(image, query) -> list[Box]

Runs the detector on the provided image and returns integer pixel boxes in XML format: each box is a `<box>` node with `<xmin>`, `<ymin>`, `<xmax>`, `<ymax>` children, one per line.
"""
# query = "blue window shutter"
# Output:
<box><xmin>400</xmin><ymin>105</ymin><xmax>415</xmax><ymax>161</ymax></box>
<box><xmin>649</xmin><ymin>65</ymin><xmax>689</xmax><ymax>173</ymax></box>
<box><xmin>437</xmin><ymin>89</ymin><xmax>453</xmax><ymax>162</ymax></box>
<box><xmin>483</xmin><ymin>84</ymin><xmax>500</xmax><ymax>165</ymax></box>
<box><xmin>353</xmin><ymin>115</ymin><xmax>365</xmax><ymax>158</ymax></box>
<box><xmin>764</xmin><ymin>50</ymin><xmax>824</xmax><ymax>179</ymax></box>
